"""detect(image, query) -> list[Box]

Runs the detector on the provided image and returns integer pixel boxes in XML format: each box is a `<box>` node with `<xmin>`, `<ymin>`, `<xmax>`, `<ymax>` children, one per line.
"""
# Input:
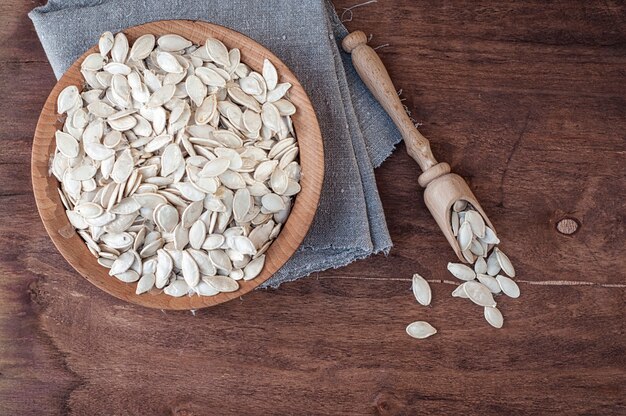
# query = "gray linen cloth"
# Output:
<box><xmin>29</xmin><ymin>0</ymin><xmax>402</xmax><ymax>287</ymax></box>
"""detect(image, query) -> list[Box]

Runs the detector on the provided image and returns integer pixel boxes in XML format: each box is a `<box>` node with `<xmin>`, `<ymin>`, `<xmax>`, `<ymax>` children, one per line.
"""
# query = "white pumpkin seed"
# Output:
<box><xmin>99</xmin><ymin>31</ymin><xmax>114</xmax><ymax>57</ymax></box>
<box><xmin>465</xmin><ymin>210</ymin><xmax>486</xmax><ymax>238</ymax></box>
<box><xmin>129</xmin><ymin>34</ymin><xmax>155</xmax><ymax>61</ymax></box>
<box><xmin>181</xmin><ymin>251</ymin><xmax>200</xmax><ymax>287</ymax></box>
<box><xmin>230</xmin><ymin>235</ymin><xmax>256</xmax><ymax>256</ymax></box>
<box><xmin>103</xmin><ymin>62</ymin><xmax>131</xmax><ymax>75</ymax></box>
<box><xmin>185</xmin><ymin>75</ymin><xmax>206</xmax><ymax>106</ymax></box>
<box><xmin>267</xmin><ymin>82</ymin><xmax>291</xmax><ymax>102</ymax></box>
<box><xmin>453</xmin><ymin>200</ymin><xmax>467</xmax><ymax>212</ymax></box>
<box><xmin>480</xmin><ymin>226</ymin><xmax>500</xmax><ymax>244</ymax></box>
<box><xmin>474</xmin><ymin>256</ymin><xmax>487</xmax><ymax>275</ymax></box>
<box><xmin>458</xmin><ymin>221</ymin><xmax>473</xmax><ymax>251</ymax></box>
<box><xmin>452</xmin><ymin>284</ymin><xmax>469</xmax><ymax>298</ymax></box>
<box><xmin>204</xmin><ymin>275</ymin><xmax>239</xmax><ymax>292</ymax></box>
<box><xmin>447</xmin><ymin>262</ymin><xmax>476</xmax><ymax>281</ymax></box>
<box><xmin>243</xmin><ymin>255</ymin><xmax>265</xmax><ymax>280</ymax></box>
<box><xmin>411</xmin><ymin>273</ymin><xmax>432</xmax><ymax>306</ymax></box>
<box><xmin>195</xmin><ymin>67</ymin><xmax>226</xmax><ymax>87</ymax></box>
<box><xmin>163</xmin><ymin>280</ymin><xmax>189</xmax><ymax>297</ymax></box>
<box><xmin>463</xmin><ymin>281</ymin><xmax>497</xmax><ymax>307</ymax></box>
<box><xmin>194</xmin><ymin>281</ymin><xmax>219</xmax><ymax>296</ymax></box>
<box><xmin>157</xmin><ymin>34</ymin><xmax>192</xmax><ymax>51</ymax></box>
<box><xmin>233</xmin><ymin>188</ymin><xmax>251</xmax><ymax>222</ymax></box>
<box><xmin>110</xmin><ymin>197</ymin><xmax>141</xmax><ymax>215</ymax></box>
<box><xmin>147</xmin><ymin>84</ymin><xmax>176</xmax><ymax>108</ymax></box>
<box><xmin>111</xmin><ymin>32</ymin><xmax>129</xmax><ymax>63</ymax></box>
<box><xmin>81</xmin><ymin>53</ymin><xmax>105</xmax><ymax>71</ymax></box>
<box><xmin>156</xmin><ymin>51</ymin><xmax>183</xmax><ymax>73</ymax></box>
<box><xmin>155</xmin><ymin>205</ymin><xmax>178</xmax><ymax>233</ymax></box>
<box><xmin>111</xmin><ymin>149</ymin><xmax>134</xmax><ymax>183</ymax></box>
<box><xmin>75</xmin><ymin>202</ymin><xmax>104</xmax><ymax>219</ymax></box>
<box><xmin>205</xmin><ymin>38</ymin><xmax>230</xmax><ymax>67</ymax></box>
<box><xmin>189</xmin><ymin>220</ymin><xmax>207</xmax><ymax>250</ymax></box>
<box><xmin>484</xmin><ymin>306</ymin><xmax>504</xmax><ymax>328</ymax></box>
<box><xmin>55</xmin><ymin>131</ymin><xmax>79</xmax><ymax>158</ymax></box>
<box><xmin>486</xmin><ymin>250</ymin><xmax>501</xmax><ymax>276</ymax></box>
<box><xmin>155</xmin><ymin>249</ymin><xmax>173</xmax><ymax>289</ymax></box>
<box><xmin>495</xmin><ymin>248</ymin><xmax>516</xmax><ymax>277</ymax></box>
<box><xmin>160</xmin><ymin>143</ymin><xmax>183</xmax><ymax>177</ymax></box>
<box><xmin>406</xmin><ymin>321</ymin><xmax>437</xmax><ymax>339</ymax></box>
<box><xmin>209</xmin><ymin>249</ymin><xmax>232</xmax><ymax>273</ymax></box>
<box><xmin>115</xmin><ymin>270</ymin><xmax>140</xmax><ymax>283</ymax></box>
<box><xmin>108</xmin><ymin>251</ymin><xmax>135</xmax><ymax>276</ymax></box>
<box><xmin>135</xmin><ymin>273</ymin><xmax>155</xmax><ymax>294</ymax></box>
<box><xmin>496</xmin><ymin>275</ymin><xmax>520</xmax><ymax>298</ymax></box>
<box><xmin>261</xmin><ymin>193</ymin><xmax>285</xmax><ymax>212</ymax></box>
<box><xmin>477</xmin><ymin>274</ymin><xmax>502</xmax><ymax>294</ymax></box>
<box><xmin>262</xmin><ymin>59</ymin><xmax>278</xmax><ymax>91</ymax></box>
<box><xmin>57</xmin><ymin>85</ymin><xmax>80</xmax><ymax>114</ymax></box>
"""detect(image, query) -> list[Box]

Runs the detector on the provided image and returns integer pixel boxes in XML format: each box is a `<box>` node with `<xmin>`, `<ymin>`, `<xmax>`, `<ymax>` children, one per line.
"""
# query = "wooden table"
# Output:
<box><xmin>1</xmin><ymin>1</ymin><xmax>624</xmax><ymax>414</ymax></box>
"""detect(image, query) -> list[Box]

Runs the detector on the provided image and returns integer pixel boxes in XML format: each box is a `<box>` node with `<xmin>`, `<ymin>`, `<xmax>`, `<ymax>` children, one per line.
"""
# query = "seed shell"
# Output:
<box><xmin>484</xmin><ymin>306</ymin><xmax>504</xmax><ymax>328</ymax></box>
<box><xmin>406</xmin><ymin>321</ymin><xmax>437</xmax><ymax>339</ymax></box>
<box><xmin>496</xmin><ymin>275</ymin><xmax>520</xmax><ymax>298</ymax></box>
<box><xmin>495</xmin><ymin>248</ymin><xmax>516</xmax><ymax>277</ymax></box>
<box><xmin>447</xmin><ymin>263</ymin><xmax>476</xmax><ymax>281</ymax></box>
<box><xmin>411</xmin><ymin>273</ymin><xmax>432</xmax><ymax>306</ymax></box>
<box><xmin>463</xmin><ymin>281</ymin><xmax>497</xmax><ymax>307</ymax></box>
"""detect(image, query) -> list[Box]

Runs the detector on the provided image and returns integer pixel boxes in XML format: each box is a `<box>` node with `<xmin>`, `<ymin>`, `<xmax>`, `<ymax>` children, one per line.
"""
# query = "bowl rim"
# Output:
<box><xmin>31</xmin><ymin>19</ymin><xmax>324</xmax><ymax>310</ymax></box>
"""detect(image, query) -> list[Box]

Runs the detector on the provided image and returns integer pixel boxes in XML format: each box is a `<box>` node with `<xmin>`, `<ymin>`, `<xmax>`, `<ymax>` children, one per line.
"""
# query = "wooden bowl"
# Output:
<box><xmin>31</xmin><ymin>20</ymin><xmax>324</xmax><ymax>310</ymax></box>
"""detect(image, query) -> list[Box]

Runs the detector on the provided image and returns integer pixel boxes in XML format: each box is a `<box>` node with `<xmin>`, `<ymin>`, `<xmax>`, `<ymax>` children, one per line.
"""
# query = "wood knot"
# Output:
<box><xmin>171</xmin><ymin>404</ymin><xmax>195</xmax><ymax>416</ymax></box>
<box><xmin>172</xmin><ymin>410</ymin><xmax>193</xmax><ymax>416</ymax></box>
<box><xmin>556</xmin><ymin>217</ymin><xmax>580</xmax><ymax>235</ymax></box>
<box><xmin>372</xmin><ymin>392</ymin><xmax>402</xmax><ymax>415</ymax></box>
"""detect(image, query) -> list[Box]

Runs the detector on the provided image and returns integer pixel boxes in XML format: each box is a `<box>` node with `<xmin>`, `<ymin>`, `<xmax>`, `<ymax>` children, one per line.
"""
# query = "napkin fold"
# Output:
<box><xmin>29</xmin><ymin>0</ymin><xmax>402</xmax><ymax>287</ymax></box>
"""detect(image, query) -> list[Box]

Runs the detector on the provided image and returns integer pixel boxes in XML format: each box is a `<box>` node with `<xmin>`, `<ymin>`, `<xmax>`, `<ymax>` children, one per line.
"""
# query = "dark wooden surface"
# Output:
<box><xmin>1</xmin><ymin>1</ymin><xmax>624</xmax><ymax>415</ymax></box>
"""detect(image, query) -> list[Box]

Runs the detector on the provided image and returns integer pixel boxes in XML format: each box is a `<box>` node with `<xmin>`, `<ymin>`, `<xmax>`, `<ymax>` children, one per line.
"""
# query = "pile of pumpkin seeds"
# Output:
<box><xmin>406</xmin><ymin>200</ymin><xmax>519</xmax><ymax>338</ymax></box>
<box><xmin>52</xmin><ymin>31</ymin><xmax>301</xmax><ymax>297</ymax></box>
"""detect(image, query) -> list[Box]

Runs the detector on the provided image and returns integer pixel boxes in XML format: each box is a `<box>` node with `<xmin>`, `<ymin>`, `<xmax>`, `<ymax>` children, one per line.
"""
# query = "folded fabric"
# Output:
<box><xmin>29</xmin><ymin>0</ymin><xmax>402</xmax><ymax>288</ymax></box>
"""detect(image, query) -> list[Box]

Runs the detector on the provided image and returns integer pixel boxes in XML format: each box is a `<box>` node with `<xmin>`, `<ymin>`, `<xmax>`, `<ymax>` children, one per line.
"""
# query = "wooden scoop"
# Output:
<box><xmin>342</xmin><ymin>31</ymin><xmax>495</xmax><ymax>263</ymax></box>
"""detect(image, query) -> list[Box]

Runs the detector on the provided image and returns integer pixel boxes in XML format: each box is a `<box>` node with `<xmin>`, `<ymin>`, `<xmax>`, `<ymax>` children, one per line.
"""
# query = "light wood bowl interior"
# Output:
<box><xmin>31</xmin><ymin>20</ymin><xmax>324</xmax><ymax>310</ymax></box>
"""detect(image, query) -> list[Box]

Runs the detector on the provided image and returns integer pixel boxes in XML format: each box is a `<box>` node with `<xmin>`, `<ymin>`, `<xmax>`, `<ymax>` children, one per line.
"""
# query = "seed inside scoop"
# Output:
<box><xmin>447</xmin><ymin>201</ymin><xmax>520</xmax><ymax>328</ymax></box>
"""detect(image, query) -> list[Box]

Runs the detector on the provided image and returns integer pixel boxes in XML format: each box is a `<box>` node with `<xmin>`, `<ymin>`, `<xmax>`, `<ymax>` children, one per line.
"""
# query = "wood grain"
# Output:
<box><xmin>31</xmin><ymin>20</ymin><xmax>324</xmax><ymax>310</ymax></box>
<box><xmin>1</xmin><ymin>0</ymin><xmax>625</xmax><ymax>415</ymax></box>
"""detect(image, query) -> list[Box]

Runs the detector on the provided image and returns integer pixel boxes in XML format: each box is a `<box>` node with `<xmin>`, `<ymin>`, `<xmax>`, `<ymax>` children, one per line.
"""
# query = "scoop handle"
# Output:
<box><xmin>342</xmin><ymin>31</ymin><xmax>438</xmax><ymax>173</ymax></box>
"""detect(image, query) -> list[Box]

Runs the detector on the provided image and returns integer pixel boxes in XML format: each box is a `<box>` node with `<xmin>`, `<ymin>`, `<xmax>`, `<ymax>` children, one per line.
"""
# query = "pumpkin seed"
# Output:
<box><xmin>411</xmin><ymin>273</ymin><xmax>431</xmax><ymax>306</ymax></box>
<box><xmin>204</xmin><ymin>275</ymin><xmax>239</xmax><ymax>292</ymax></box>
<box><xmin>495</xmin><ymin>248</ymin><xmax>515</xmax><ymax>278</ymax></box>
<box><xmin>477</xmin><ymin>274</ymin><xmax>501</xmax><ymax>294</ymax></box>
<box><xmin>54</xmin><ymin>31</ymin><xmax>300</xmax><ymax>297</ymax></box>
<box><xmin>406</xmin><ymin>321</ymin><xmax>437</xmax><ymax>339</ymax></box>
<box><xmin>463</xmin><ymin>281</ymin><xmax>497</xmax><ymax>307</ymax></box>
<box><xmin>99</xmin><ymin>31</ymin><xmax>114</xmax><ymax>57</ymax></box>
<box><xmin>163</xmin><ymin>280</ymin><xmax>189</xmax><ymax>297</ymax></box>
<box><xmin>484</xmin><ymin>306</ymin><xmax>504</xmax><ymax>328</ymax></box>
<box><xmin>129</xmin><ymin>34</ymin><xmax>155</xmax><ymax>61</ymax></box>
<box><xmin>496</xmin><ymin>274</ymin><xmax>520</xmax><ymax>298</ymax></box>
<box><xmin>447</xmin><ymin>263</ymin><xmax>476</xmax><ymax>281</ymax></box>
